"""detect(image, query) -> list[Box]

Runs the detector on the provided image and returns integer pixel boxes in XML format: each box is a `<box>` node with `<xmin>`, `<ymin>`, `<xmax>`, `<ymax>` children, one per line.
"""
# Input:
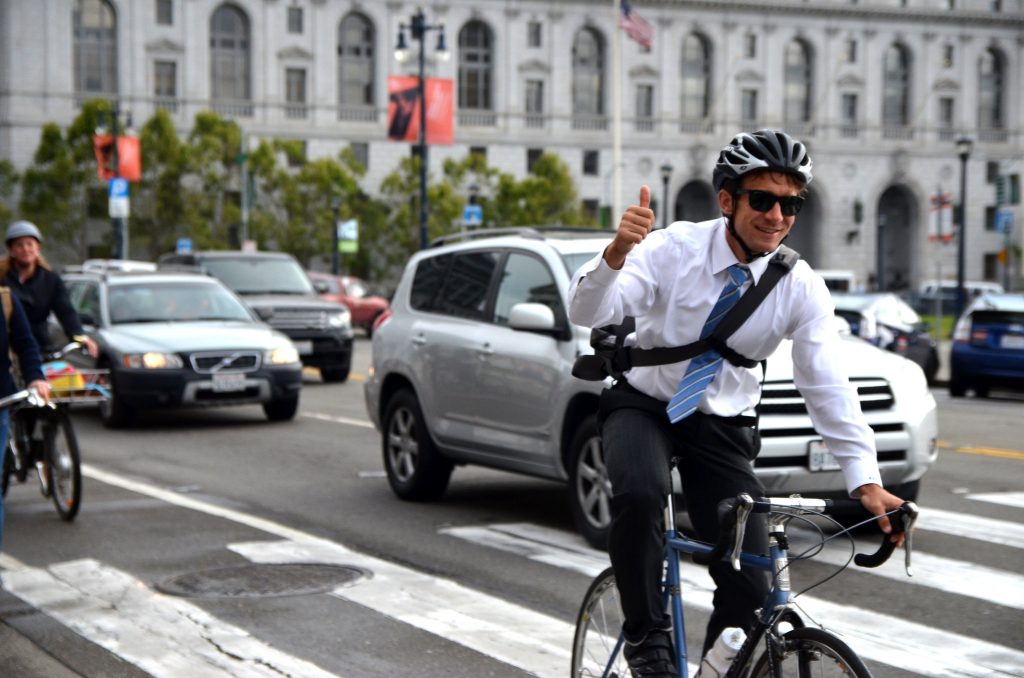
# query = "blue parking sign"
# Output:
<box><xmin>463</xmin><ymin>204</ymin><xmax>483</xmax><ymax>227</ymax></box>
<box><xmin>108</xmin><ymin>177</ymin><xmax>130</xmax><ymax>218</ymax></box>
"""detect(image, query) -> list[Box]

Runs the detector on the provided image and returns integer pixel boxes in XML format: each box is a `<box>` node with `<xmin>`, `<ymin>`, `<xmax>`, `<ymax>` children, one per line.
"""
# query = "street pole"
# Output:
<box><xmin>331</xmin><ymin>196</ymin><xmax>341</xmax><ymax>276</ymax></box>
<box><xmin>417</xmin><ymin>13</ymin><xmax>428</xmax><ymax>251</ymax></box>
<box><xmin>659</xmin><ymin>163</ymin><xmax>673</xmax><ymax>229</ymax></box>
<box><xmin>955</xmin><ymin>136</ymin><xmax>974</xmax><ymax>319</ymax></box>
<box><xmin>111</xmin><ymin>101</ymin><xmax>124</xmax><ymax>259</ymax></box>
<box><xmin>396</xmin><ymin>9</ymin><xmax>446</xmax><ymax>251</ymax></box>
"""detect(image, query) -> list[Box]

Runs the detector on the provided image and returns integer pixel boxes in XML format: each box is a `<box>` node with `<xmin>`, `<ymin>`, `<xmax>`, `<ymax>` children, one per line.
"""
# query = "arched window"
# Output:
<box><xmin>572</xmin><ymin>28</ymin><xmax>605</xmax><ymax>117</ymax></box>
<box><xmin>338</xmin><ymin>13</ymin><xmax>375</xmax><ymax>107</ymax></box>
<box><xmin>210</xmin><ymin>4</ymin><xmax>251</xmax><ymax>103</ymax></box>
<box><xmin>458</xmin><ymin>21</ymin><xmax>493</xmax><ymax>110</ymax></box>
<box><xmin>680</xmin><ymin>33</ymin><xmax>710</xmax><ymax>122</ymax></box>
<box><xmin>783</xmin><ymin>39</ymin><xmax>812</xmax><ymax>126</ymax></box>
<box><xmin>978</xmin><ymin>47</ymin><xmax>1005</xmax><ymax>130</ymax></box>
<box><xmin>73</xmin><ymin>0</ymin><xmax>117</xmax><ymax>96</ymax></box>
<box><xmin>882</xmin><ymin>44</ymin><xmax>911</xmax><ymax>131</ymax></box>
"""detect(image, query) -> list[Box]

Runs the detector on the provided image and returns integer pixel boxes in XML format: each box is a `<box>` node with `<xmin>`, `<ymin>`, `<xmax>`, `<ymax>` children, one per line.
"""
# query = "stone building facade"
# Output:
<box><xmin>0</xmin><ymin>0</ymin><xmax>1021</xmax><ymax>288</ymax></box>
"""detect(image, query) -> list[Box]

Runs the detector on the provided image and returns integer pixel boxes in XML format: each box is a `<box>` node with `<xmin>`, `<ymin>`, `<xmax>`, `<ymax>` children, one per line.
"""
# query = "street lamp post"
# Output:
<box><xmin>659</xmin><ymin>163</ymin><xmax>673</xmax><ymax>229</ymax></box>
<box><xmin>955</xmin><ymin>135</ymin><xmax>974</xmax><ymax>319</ymax></box>
<box><xmin>395</xmin><ymin>9</ymin><xmax>448</xmax><ymax>250</ymax></box>
<box><xmin>331</xmin><ymin>196</ymin><xmax>341</xmax><ymax>276</ymax></box>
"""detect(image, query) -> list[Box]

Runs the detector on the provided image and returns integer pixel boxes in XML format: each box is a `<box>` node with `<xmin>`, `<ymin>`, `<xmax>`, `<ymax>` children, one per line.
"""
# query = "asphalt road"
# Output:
<box><xmin>1</xmin><ymin>337</ymin><xmax>1022</xmax><ymax>677</ymax></box>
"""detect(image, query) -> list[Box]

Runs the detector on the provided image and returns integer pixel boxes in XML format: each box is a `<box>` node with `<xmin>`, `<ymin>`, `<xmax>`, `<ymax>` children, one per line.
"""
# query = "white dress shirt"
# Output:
<box><xmin>568</xmin><ymin>217</ymin><xmax>882</xmax><ymax>495</ymax></box>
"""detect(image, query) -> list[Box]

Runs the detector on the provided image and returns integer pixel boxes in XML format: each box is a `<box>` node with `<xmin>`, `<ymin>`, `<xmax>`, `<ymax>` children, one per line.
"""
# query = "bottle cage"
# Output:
<box><xmin>571</xmin><ymin>246</ymin><xmax>800</xmax><ymax>382</ymax></box>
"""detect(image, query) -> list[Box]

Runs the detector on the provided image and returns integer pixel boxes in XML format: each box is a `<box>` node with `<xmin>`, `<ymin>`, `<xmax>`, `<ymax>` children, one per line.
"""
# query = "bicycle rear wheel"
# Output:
<box><xmin>571</xmin><ymin>566</ymin><xmax>630</xmax><ymax>678</ymax></box>
<box><xmin>45</xmin><ymin>410</ymin><xmax>81</xmax><ymax>521</ymax></box>
<box><xmin>748</xmin><ymin>627</ymin><xmax>872</xmax><ymax>678</ymax></box>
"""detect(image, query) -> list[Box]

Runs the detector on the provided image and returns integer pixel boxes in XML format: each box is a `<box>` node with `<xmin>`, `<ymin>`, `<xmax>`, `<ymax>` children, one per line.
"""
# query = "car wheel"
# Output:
<box><xmin>974</xmin><ymin>384</ymin><xmax>990</xmax><ymax>398</ymax></box>
<box><xmin>263</xmin><ymin>395</ymin><xmax>299</xmax><ymax>422</ymax></box>
<box><xmin>924</xmin><ymin>350</ymin><xmax>939</xmax><ymax>385</ymax></box>
<box><xmin>568</xmin><ymin>414</ymin><xmax>611</xmax><ymax>550</ymax></box>
<box><xmin>99</xmin><ymin>366</ymin><xmax>135</xmax><ymax>428</ymax></box>
<box><xmin>382</xmin><ymin>388</ymin><xmax>452</xmax><ymax>501</ymax></box>
<box><xmin>320</xmin><ymin>366</ymin><xmax>350</xmax><ymax>383</ymax></box>
<box><xmin>948</xmin><ymin>375</ymin><xmax>967</xmax><ymax>397</ymax></box>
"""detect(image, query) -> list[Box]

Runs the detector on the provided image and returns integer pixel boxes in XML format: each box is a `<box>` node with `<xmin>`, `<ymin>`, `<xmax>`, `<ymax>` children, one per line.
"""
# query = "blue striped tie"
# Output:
<box><xmin>666</xmin><ymin>264</ymin><xmax>751</xmax><ymax>423</ymax></box>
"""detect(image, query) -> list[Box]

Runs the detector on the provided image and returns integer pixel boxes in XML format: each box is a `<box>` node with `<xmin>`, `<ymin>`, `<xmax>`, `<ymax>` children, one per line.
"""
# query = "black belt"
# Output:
<box><xmin>612</xmin><ymin>380</ymin><xmax>758</xmax><ymax>428</ymax></box>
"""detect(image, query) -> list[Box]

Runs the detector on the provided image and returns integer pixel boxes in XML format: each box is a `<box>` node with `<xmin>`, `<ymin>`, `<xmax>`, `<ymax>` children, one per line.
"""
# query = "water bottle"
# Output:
<box><xmin>696</xmin><ymin>627</ymin><xmax>746</xmax><ymax>678</ymax></box>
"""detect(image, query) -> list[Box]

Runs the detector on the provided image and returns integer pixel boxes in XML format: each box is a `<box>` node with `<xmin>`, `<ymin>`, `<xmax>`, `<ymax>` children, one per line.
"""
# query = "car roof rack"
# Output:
<box><xmin>429</xmin><ymin>226</ymin><xmax>611</xmax><ymax>248</ymax></box>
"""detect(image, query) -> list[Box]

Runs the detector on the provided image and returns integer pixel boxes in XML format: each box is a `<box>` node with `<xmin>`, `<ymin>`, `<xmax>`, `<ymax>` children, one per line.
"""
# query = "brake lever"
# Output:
<box><xmin>902</xmin><ymin>501</ymin><xmax>919</xmax><ymax>577</ymax></box>
<box><xmin>730</xmin><ymin>494</ymin><xmax>754</xmax><ymax>572</ymax></box>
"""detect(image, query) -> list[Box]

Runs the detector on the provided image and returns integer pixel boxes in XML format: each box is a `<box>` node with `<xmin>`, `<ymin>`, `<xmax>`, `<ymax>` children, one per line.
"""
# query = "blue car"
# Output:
<box><xmin>949</xmin><ymin>293</ymin><xmax>1024</xmax><ymax>397</ymax></box>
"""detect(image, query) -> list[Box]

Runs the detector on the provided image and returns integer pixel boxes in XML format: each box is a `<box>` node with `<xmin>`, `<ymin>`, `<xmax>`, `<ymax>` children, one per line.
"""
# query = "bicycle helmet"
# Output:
<box><xmin>712</xmin><ymin>129</ymin><xmax>813</xmax><ymax>192</ymax></box>
<box><xmin>5</xmin><ymin>220</ymin><xmax>43</xmax><ymax>244</ymax></box>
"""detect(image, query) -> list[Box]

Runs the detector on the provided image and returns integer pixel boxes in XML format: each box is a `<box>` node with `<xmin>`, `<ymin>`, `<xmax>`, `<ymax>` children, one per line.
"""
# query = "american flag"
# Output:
<box><xmin>619</xmin><ymin>0</ymin><xmax>653</xmax><ymax>49</ymax></box>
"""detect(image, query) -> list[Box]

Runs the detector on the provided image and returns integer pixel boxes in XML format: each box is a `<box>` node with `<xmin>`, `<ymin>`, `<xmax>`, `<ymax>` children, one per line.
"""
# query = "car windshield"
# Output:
<box><xmin>202</xmin><ymin>257</ymin><xmax>315</xmax><ymax>295</ymax></box>
<box><xmin>560</xmin><ymin>251</ymin><xmax>602</xmax><ymax>276</ymax></box>
<box><xmin>108</xmin><ymin>282</ymin><xmax>253</xmax><ymax>324</ymax></box>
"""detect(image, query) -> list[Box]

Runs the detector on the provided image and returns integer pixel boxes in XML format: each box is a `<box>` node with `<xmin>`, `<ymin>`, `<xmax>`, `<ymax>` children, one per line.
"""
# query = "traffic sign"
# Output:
<box><xmin>176</xmin><ymin>237</ymin><xmax>192</xmax><ymax>255</ymax></box>
<box><xmin>463</xmin><ymin>204</ymin><xmax>483</xmax><ymax>228</ymax></box>
<box><xmin>108</xmin><ymin>177</ymin><xmax>130</xmax><ymax>218</ymax></box>
<box><xmin>338</xmin><ymin>219</ymin><xmax>358</xmax><ymax>254</ymax></box>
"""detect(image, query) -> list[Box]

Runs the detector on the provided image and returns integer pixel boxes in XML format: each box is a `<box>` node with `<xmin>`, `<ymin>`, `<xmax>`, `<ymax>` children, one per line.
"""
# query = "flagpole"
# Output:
<box><xmin>611</xmin><ymin>0</ymin><xmax>623</xmax><ymax>230</ymax></box>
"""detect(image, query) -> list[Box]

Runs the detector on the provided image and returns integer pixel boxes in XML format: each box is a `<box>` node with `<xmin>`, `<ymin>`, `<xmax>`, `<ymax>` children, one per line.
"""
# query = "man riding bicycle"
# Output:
<box><xmin>2</xmin><ymin>220</ymin><xmax>98</xmax><ymax>359</ymax></box>
<box><xmin>567</xmin><ymin>129</ymin><xmax>907</xmax><ymax>678</ymax></box>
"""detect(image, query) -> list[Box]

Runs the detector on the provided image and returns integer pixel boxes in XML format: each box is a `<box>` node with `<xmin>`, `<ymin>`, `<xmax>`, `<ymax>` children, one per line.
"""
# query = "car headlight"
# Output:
<box><xmin>123</xmin><ymin>352</ymin><xmax>183</xmax><ymax>369</ymax></box>
<box><xmin>326</xmin><ymin>310</ymin><xmax>350</xmax><ymax>328</ymax></box>
<box><xmin>265</xmin><ymin>345</ymin><xmax>300</xmax><ymax>365</ymax></box>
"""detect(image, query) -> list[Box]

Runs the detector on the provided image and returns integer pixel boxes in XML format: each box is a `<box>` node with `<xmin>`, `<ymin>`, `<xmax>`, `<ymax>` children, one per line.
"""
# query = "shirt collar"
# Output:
<box><xmin>711</xmin><ymin>218</ymin><xmax>775</xmax><ymax>285</ymax></box>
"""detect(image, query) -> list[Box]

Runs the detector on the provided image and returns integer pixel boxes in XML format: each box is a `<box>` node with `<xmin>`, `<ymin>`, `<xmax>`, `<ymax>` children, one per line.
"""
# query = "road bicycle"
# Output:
<box><xmin>571</xmin><ymin>479</ymin><xmax>918</xmax><ymax>678</ymax></box>
<box><xmin>1</xmin><ymin>342</ymin><xmax>109</xmax><ymax>521</ymax></box>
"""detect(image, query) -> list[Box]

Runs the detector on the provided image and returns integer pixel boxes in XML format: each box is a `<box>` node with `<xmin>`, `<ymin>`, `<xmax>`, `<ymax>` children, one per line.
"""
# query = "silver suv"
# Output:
<box><xmin>364</xmin><ymin>228</ymin><xmax>938</xmax><ymax>548</ymax></box>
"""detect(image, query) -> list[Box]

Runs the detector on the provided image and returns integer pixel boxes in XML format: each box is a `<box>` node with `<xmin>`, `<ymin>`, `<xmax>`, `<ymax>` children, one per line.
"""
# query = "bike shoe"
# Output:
<box><xmin>623</xmin><ymin>629</ymin><xmax>679</xmax><ymax>677</ymax></box>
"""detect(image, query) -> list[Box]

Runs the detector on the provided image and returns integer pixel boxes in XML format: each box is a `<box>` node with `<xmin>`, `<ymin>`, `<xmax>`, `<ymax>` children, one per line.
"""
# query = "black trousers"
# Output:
<box><xmin>599</xmin><ymin>383</ymin><xmax>769</xmax><ymax>655</ymax></box>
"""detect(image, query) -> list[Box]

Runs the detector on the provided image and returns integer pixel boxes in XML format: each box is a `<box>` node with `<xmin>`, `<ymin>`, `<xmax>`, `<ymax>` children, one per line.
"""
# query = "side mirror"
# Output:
<box><xmin>313</xmin><ymin>280</ymin><xmax>330</xmax><ymax>294</ymax></box>
<box><xmin>508</xmin><ymin>303</ymin><xmax>556</xmax><ymax>333</ymax></box>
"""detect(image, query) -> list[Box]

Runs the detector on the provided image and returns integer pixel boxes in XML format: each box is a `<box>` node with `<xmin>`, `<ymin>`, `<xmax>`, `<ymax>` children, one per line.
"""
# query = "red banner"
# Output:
<box><xmin>387</xmin><ymin>76</ymin><xmax>453</xmax><ymax>145</ymax></box>
<box><xmin>93</xmin><ymin>135</ymin><xmax>142</xmax><ymax>182</ymax></box>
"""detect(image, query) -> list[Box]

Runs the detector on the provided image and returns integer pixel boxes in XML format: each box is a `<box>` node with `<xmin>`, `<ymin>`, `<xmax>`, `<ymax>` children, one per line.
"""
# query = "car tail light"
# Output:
<box><xmin>970</xmin><ymin>328</ymin><xmax>988</xmax><ymax>345</ymax></box>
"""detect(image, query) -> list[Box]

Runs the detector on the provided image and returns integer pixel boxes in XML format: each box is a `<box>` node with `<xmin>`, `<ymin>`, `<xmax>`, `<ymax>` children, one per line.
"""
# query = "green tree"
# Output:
<box><xmin>182</xmin><ymin>111</ymin><xmax>242</xmax><ymax>249</ymax></box>
<box><xmin>0</xmin><ymin>160</ymin><xmax>19</xmax><ymax>226</ymax></box>
<box><xmin>132</xmin><ymin>108</ymin><xmax>189</xmax><ymax>259</ymax></box>
<box><xmin>492</xmin><ymin>152</ymin><xmax>592</xmax><ymax>227</ymax></box>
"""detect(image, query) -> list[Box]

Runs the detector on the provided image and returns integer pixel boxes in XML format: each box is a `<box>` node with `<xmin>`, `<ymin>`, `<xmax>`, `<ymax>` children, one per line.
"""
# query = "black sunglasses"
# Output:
<box><xmin>734</xmin><ymin>189</ymin><xmax>805</xmax><ymax>217</ymax></box>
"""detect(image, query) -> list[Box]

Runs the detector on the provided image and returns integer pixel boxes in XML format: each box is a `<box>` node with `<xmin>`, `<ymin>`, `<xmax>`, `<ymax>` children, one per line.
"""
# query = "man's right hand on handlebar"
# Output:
<box><xmin>856</xmin><ymin>483</ymin><xmax>909</xmax><ymax>547</ymax></box>
<box><xmin>604</xmin><ymin>185</ymin><xmax>655</xmax><ymax>270</ymax></box>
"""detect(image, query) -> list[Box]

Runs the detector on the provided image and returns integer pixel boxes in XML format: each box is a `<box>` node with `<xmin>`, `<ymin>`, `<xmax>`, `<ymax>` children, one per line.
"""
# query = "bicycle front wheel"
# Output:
<box><xmin>749</xmin><ymin>627</ymin><xmax>872</xmax><ymax>678</ymax></box>
<box><xmin>571</xmin><ymin>566</ymin><xmax>630</xmax><ymax>678</ymax></box>
<box><xmin>45</xmin><ymin>410</ymin><xmax>82</xmax><ymax>521</ymax></box>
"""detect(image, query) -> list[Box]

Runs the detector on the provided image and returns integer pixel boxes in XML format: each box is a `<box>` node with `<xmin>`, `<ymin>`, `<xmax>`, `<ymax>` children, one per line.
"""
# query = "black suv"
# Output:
<box><xmin>159</xmin><ymin>251</ymin><xmax>354</xmax><ymax>382</ymax></box>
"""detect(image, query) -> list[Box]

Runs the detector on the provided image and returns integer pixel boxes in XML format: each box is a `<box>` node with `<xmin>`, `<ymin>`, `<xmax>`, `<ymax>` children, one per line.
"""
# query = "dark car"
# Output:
<box><xmin>832</xmin><ymin>292</ymin><xmax>940</xmax><ymax>384</ymax></box>
<box><xmin>949</xmin><ymin>293</ymin><xmax>1024</xmax><ymax>398</ymax></box>
<box><xmin>307</xmin><ymin>272</ymin><xmax>390</xmax><ymax>336</ymax></box>
<box><xmin>158</xmin><ymin>251</ymin><xmax>354</xmax><ymax>382</ymax></box>
<box><xmin>62</xmin><ymin>271</ymin><xmax>304</xmax><ymax>427</ymax></box>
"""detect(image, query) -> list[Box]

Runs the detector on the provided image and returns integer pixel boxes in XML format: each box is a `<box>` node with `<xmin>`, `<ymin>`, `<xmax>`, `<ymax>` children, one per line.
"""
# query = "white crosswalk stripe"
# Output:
<box><xmin>1</xmin><ymin>558</ymin><xmax>339</xmax><ymax>678</ymax></box>
<box><xmin>442</xmin><ymin>522</ymin><xmax>1024</xmax><ymax>678</ymax></box>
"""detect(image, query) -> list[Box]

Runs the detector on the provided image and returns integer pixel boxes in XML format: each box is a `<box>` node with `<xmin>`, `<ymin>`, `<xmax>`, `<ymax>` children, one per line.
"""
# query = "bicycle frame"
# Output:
<box><xmin>659</xmin><ymin>493</ymin><xmax>791</xmax><ymax>678</ymax></box>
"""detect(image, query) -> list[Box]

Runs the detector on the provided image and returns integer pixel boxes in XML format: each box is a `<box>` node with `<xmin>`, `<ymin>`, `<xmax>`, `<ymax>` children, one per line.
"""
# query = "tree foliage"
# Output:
<box><xmin>13</xmin><ymin>107</ymin><xmax>591</xmax><ymax>281</ymax></box>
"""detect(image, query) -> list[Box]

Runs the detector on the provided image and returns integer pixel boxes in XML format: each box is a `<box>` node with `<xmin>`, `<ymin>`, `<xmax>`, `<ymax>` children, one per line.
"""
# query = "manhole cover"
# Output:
<box><xmin>156</xmin><ymin>563</ymin><xmax>365</xmax><ymax>599</ymax></box>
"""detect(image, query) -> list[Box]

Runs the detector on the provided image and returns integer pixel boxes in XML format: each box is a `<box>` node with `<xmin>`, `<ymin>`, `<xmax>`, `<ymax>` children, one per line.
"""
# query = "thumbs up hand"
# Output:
<box><xmin>605</xmin><ymin>185</ymin><xmax>654</xmax><ymax>270</ymax></box>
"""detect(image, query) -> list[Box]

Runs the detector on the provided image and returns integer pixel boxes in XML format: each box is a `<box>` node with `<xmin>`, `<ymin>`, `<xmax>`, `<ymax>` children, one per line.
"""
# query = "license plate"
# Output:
<box><xmin>808</xmin><ymin>440</ymin><xmax>841</xmax><ymax>472</ymax></box>
<box><xmin>211</xmin><ymin>372</ymin><xmax>246</xmax><ymax>392</ymax></box>
<box><xmin>1001</xmin><ymin>334</ymin><xmax>1024</xmax><ymax>349</ymax></box>
<box><xmin>294</xmin><ymin>340</ymin><xmax>313</xmax><ymax>355</ymax></box>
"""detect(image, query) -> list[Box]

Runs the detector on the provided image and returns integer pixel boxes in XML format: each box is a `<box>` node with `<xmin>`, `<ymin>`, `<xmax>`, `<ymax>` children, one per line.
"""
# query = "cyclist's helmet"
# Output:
<box><xmin>712</xmin><ymin>129</ymin><xmax>813</xmax><ymax>192</ymax></box>
<box><xmin>5</xmin><ymin>220</ymin><xmax>43</xmax><ymax>244</ymax></box>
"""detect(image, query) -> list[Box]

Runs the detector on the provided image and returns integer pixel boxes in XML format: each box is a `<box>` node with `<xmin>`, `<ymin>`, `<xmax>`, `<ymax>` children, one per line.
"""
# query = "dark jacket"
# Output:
<box><xmin>4</xmin><ymin>266</ymin><xmax>84</xmax><ymax>354</ymax></box>
<box><xmin>1</xmin><ymin>292</ymin><xmax>45</xmax><ymax>397</ymax></box>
